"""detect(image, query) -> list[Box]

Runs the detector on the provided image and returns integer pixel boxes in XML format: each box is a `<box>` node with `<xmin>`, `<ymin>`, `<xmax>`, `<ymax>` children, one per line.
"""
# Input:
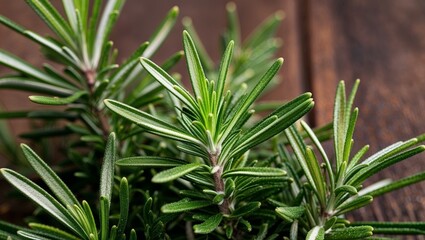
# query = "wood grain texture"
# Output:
<box><xmin>111</xmin><ymin>0</ymin><xmax>304</xmax><ymax>100</ymax></box>
<box><xmin>307</xmin><ymin>0</ymin><xmax>425</xmax><ymax>224</ymax></box>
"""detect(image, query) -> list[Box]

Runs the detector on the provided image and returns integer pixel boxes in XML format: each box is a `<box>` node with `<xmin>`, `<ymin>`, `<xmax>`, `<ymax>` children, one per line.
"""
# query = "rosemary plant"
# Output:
<box><xmin>0</xmin><ymin>0</ymin><xmax>180</xmax><ymax>169</ymax></box>
<box><xmin>1</xmin><ymin>1</ymin><xmax>425</xmax><ymax>240</ymax></box>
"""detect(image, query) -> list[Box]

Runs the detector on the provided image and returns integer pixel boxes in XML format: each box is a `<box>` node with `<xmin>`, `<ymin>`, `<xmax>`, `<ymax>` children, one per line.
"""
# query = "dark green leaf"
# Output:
<box><xmin>116</xmin><ymin>178</ymin><xmax>129</xmax><ymax>237</ymax></box>
<box><xmin>231</xmin><ymin>202</ymin><xmax>261</xmax><ymax>218</ymax></box>
<box><xmin>0</xmin><ymin>77</ymin><xmax>72</xmax><ymax>95</ymax></box>
<box><xmin>116</xmin><ymin>156</ymin><xmax>185</xmax><ymax>168</ymax></box>
<box><xmin>193</xmin><ymin>214</ymin><xmax>223</xmax><ymax>234</ymax></box>
<box><xmin>0</xmin><ymin>169</ymin><xmax>84</xmax><ymax>236</ymax></box>
<box><xmin>0</xmin><ymin>51</ymin><xmax>75</xmax><ymax>89</ymax></box>
<box><xmin>21</xmin><ymin>144</ymin><xmax>80</xmax><ymax>207</ymax></box>
<box><xmin>100</xmin><ymin>133</ymin><xmax>116</xmax><ymax>205</ymax></box>
<box><xmin>334</xmin><ymin>195</ymin><xmax>373</xmax><ymax>215</ymax></box>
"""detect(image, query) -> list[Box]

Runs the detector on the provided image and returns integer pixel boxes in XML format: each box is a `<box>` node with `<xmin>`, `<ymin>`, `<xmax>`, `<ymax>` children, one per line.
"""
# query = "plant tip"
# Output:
<box><xmin>171</xmin><ymin>6</ymin><xmax>179</xmax><ymax>15</ymax></box>
<box><xmin>275</xmin><ymin>11</ymin><xmax>285</xmax><ymax>20</ymax></box>
<box><xmin>182</xmin><ymin>17</ymin><xmax>192</xmax><ymax>26</ymax></box>
<box><xmin>226</xmin><ymin>2</ymin><xmax>236</xmax><ymax>12</ymax></box>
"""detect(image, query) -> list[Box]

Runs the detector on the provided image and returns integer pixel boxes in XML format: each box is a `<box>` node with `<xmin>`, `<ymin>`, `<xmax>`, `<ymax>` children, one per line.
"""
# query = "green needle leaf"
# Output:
<box><xmin>26</xmin><ymin>0</ymin><xmax>75</xmax><ymax>49</ymax></box>
<box><xmin>275</xmin><ymin>206</ymin><xmax>305</xmax><ymax>222</ymax></box>
<box><xmin>222</xmin><ymin>167</ymin><xmax>286</xmax><ymax>178</ymax></box>
<box><xmin>193</xmin><ymin>214</ymin><xmax>223</xmax><ymax>234</ymax></box>
<box><xmin>0</xmin><ymin>50</ymin><xmax>76</xmax><ymax>89</ymax></box>
<box><xmin>144</xmin><ymin>6</ymin><xmax>179</xmax><ymax>58</ymax></box>
<box><xmin>0</xmin><ymin>169</ymin><xmax>83</xmax><ymax>236</ymax></box>
<box><xmin>100</xmin><ymin>133</ymin><xmax>116</xmax><ymax>206</ymax></box>
<box><xmin>29</xmin><ymin>223</ymin><xmax>79</xmax><ymax>240</ymax></box>
<box><xmin>152</xmin><ymin>163</ymin><xmax>204</xmax><ymax>183</ymax></box>
<box><xmin>21</xmin><ymin>144</ymin><xmax>80</xmax><ymax>208</ymax></box>
<box><xmin>183</xmin><ymin>30</ymin><xmax>208</xmax><ymax>100</ymax></box>
<box><xmin>326</xmin><ymin>226</ymin><xmax>373</xmax><ymax>239</ymax></box>
<box><xmin>29</xmin><ymin>91</ymin><xmax>87</xmax><ymax>105</ymax></box>
<box><xmin>0</xmin><ymin>77</ymin><xmax>72</xmax><ymax>96</ymax></box>
<box><xmin>161</xmin><ymin>200</ymin><xmax>212</xmax><ymax>213</ymax></box>
<box><xmin>116</xmin><ymin>178</ymin><xmax>129</xmax><ymax>237</ymax></box>
<box><xmin>220</xmin><ymin>58</ymin><xmax>283</xmax><ymax>142</ymax></box>
<box><xmin>306</xmin><ymin>226</ymin><xmax>324</xmax><ymax>240</ymax></box>
<box><xmin>231</xmin><ymin>202</ymin><xmax>261</xmax><ymax>218</ymax></box>
<box><xmin>116</xmin><ymin>156</ymin><xmax>186</xmax><ymax>167</ymax></box>
<box><xmin>104</xmin><ymin>99</ymin><xmax>202</xmax><ymax>145</ymax></box>
<box><xmin>367</xmin><ymin>171</ymin><xmax>425</xmax><ymax>197</ymax></box>
<box><xmin>334</xmin><ymin>195</ymin><xmax>373</xmax><ymax>216</ymax></box>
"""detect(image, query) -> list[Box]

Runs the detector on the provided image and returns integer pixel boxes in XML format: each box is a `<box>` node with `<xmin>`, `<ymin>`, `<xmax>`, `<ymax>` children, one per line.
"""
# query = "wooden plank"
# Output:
<box><xmin>308</xmin><ymin>0</ymin><xmax>425</xmax><ymax>223</ymax></box>
<box><xmin>112</xmin><ymin>0</ymin><xmax>304</xmax><ymax>100</ymax></box>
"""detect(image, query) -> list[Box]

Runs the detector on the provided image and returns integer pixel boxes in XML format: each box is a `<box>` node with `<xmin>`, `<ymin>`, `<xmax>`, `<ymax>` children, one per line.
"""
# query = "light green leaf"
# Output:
<box><xmin>326</xmin><ymin>226</ymin><xmax>373</xmax><ymax>239</ymax></box>
<box><xmin>367</xmin><ymin>171</ymin><xmax>425</xmax><ymax>197</ymax></box>
<box><xmin>216</xmin><ymin>41</ymin><xmax>234</xmax><ymax>100</ymax></box>
<box><xmin>139</xmin><ymin>57</ymin><xmax>198</xmax><ymax>111</ymax></box>
<box><xmin>24</xmin><ymin>31</ymin><xmax>77</xmax><ymax>65</ymax></box>
<box><xmin>143</xmin><ymin>6</ymin><xmax>179</xmax><ymax>58</ymax></box>
<box><xmin>0</xmin><ymin>169</ymin><xmax>83</xmax><ymax>236</ymax></box>
<box><xmin>349</xmin><ymin>146</ymin><xmax>425</xmax><ymax>186</ymax></box>
<box><xmin>285</xmin><ymin>127</ymin><xmax>318</xmax><ymax>194</ymax></box>
<box><xmin>0</xmin><ymin>15</ymin><xmax>26</xmax><ymax>34</ymax></box>
<box><xmin>116</xmin><ymin>156</ymin><xmax>185</xmax><ymax>167</ymax></box>
<box><xmin>108</xmin><ymin>41</ymin><xmax>149</xmax><ymax>88</ymax></box>
<box><xmin>104</xmin><ymin>99</ymin><xmax>202</xmax><ymax>145</ymax></box>
<box><xmin>26</xmin><ymin>0</ymin><xmax>75</xmax><ymax>49</ymax></box>
<box><xmin>182</xmin><ymin>17</ymin><xmax>214</xmax><ymax>71</ymax></box>
<box><xmin>305</xmin><ymin>147</ymin><xmax>326</xmax><ymax>206</ymax></box>
<box><xmin>17</xmin><ymin>231</ymin><xmax>51</xmax><ymax>240</ymax></box>
<box><xmin>161</xmin><ymin>200</ymin><xmax>212</xmax><ymax>213</ymax></box>
<box><xmin>193</xmin><ymin>214</ymin><xmax>223</xmax><ymax>234</ymax></box>
<box><xmin>183</xmin><ymin>30</ymin><xmax>208</xmax><ymax>100</ymax></box>
<box><xmin>301</xmin><ymin>120</ymin><xmax>335</xmax><ymax>191</ymax></box>
<box><xmin>225</xmin><ymin>2</ymin><xmax>241</xmax><ymax>47</ymax></box>
<box><xmin>333</xmin><ymin>81</ymin><xmax>347</xmax><ymax>171</ymax></box>
<box><xmin>21</xmin><ymin>144</ymin><xmax>80</xmax><ymax>208</ymax></box>
<box><xmin>28</xmin><ymin>223</ymin><xmax>80</xmax><ymax>240</ymax></box>
<box><xmin>306</xmin><ymin>226</ymin><xmax>324</xmax><ymax>240</ymax></box>
<box><xmin>92</xmin><ymin>0</ymin><xmax>124</xmax><ymax>65</ymax></box>
<box><xmin>230</xmin><ymin>94</ymin><xmax>314</xmax><ymax>158</ymax></box>
<box><xmin>350</xmin><ymin>222</ymin><xmax>425</xmax><ymax>235</ymax></box>
<box><xmin>275</xmin><ymin>206</ymin><xmax>305</xmax><ymax>222</ymax></box>
<box><xmin>152</xmin><ymin>163</ymin><xmax>204</xmax><ymax>183</ymax></box>
<box><xmin>29</xmin><ymin>91</ymin><xmax>87</xmax><ymax>105</ymax></box>
<box><xmin>99</xmin><ymin>197</ymin><xmax>109</xmax><ymax>240</ymax></box>
<box><xmin>335</xmin><ymin>185</ymin><xmax>358</xmax><ymax>196</ymax></box>
<box><xmin>100</xmin><ymin>133</ymin><xmax>116</xmax><ymax>206</ymax></box>
<box><xmin>222</xmin><ymin>167</ymin><xmax>286</xmax><ymax>178</ymax></box>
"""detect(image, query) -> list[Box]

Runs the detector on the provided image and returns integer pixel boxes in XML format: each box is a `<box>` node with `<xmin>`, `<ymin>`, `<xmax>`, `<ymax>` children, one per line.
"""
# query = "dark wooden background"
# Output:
<box><xmin>1</xmin><ymin>0</ymin><xmax>424</xmax><ymax>229</ymax></box>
